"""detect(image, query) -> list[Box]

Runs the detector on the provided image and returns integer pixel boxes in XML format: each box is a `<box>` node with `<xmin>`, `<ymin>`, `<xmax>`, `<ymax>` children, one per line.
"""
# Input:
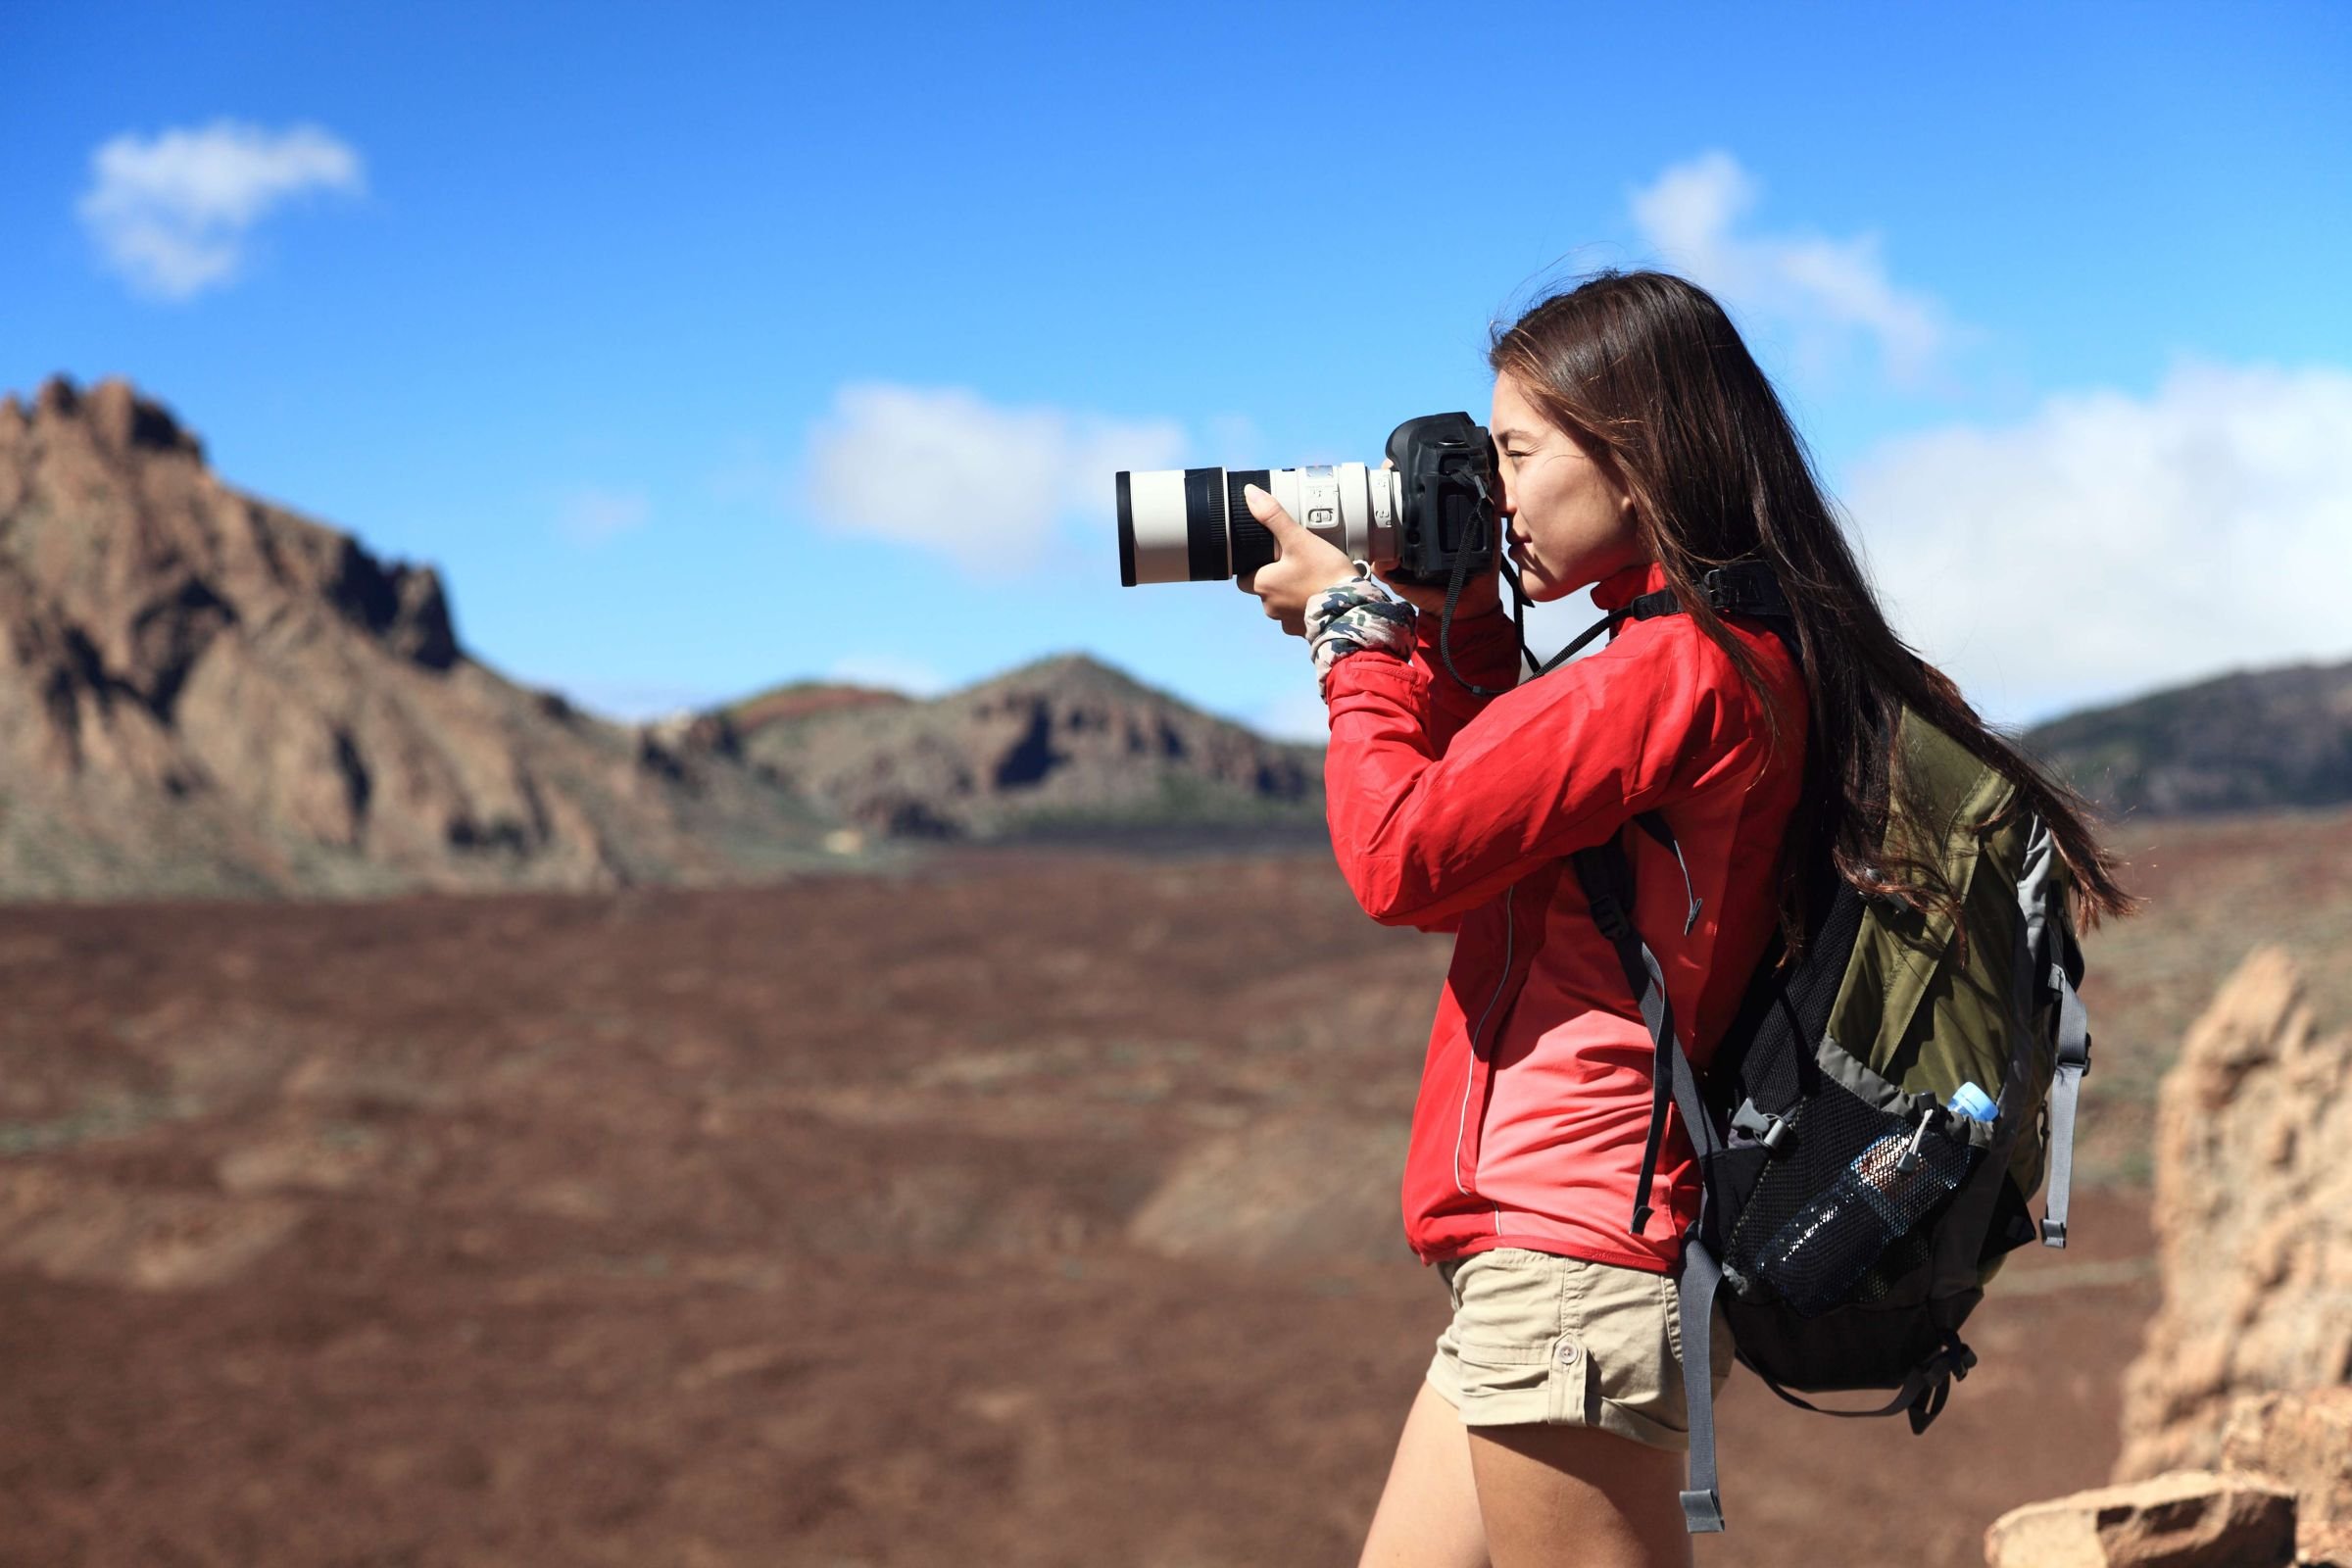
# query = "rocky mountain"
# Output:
<box><xmin>0</xmin><ymin>376</ymin><xmax>1327</xmax><ymax>899</ymax></box>
<box><xmin>2023</xmin><ymin>660</ymin><xmax>2352</xmax><ymax>817</ymax></box>
<box><xmin>724</xmin><ymin>654</ymin><xmax>1325</xmax><ymax>841</ymax></box>
<box><xmin>0</xmin><ymin>376</ymin><xmax>843</xmax><ymax>899</ymax></box>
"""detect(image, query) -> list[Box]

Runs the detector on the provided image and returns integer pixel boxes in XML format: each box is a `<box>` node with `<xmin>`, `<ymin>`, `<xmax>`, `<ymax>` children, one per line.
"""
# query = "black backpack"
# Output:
<box><xmin>1559</xmin><ymin>564</ymin><xmax>2092</xmax><ymax>1535</ymax></box>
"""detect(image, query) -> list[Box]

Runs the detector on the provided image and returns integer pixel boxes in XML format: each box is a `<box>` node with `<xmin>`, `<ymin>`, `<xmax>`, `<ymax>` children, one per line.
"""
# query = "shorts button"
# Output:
<box><xmin>1555</xmin><ymin>1340</ymin><xmax>1581</xmax><ymax>1367</ymax></box>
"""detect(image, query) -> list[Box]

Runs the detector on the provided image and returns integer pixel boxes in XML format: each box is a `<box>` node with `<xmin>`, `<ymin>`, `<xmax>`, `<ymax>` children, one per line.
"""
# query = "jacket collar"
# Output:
<box><xmin>1590</xmin><ymin>558</ymin><xmax>1669</xmax><ymax>613</ymax></box>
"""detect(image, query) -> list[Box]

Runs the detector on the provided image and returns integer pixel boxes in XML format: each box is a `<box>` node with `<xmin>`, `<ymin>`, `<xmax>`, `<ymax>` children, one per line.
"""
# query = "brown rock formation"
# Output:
<box><xmin>2223</xmin><ymin>1390</ymin><xmax>2352</xmax><ymax>1566</ymax></box>
<box><xmin>0</xmin><ymin>376</ymin><xmax>839</xmax><ymax>898</ymax></box>
<box><xmin>2115</xmin><ymin>948</ymin><xmax>2352</xmax><ymax>1479</ymax></box>
<box><xmin>1984</xmin><ymin>1472</ymin><xmax>2298</xmax><ymax>1568</ymax></box>
<box><xmin>734</xmin><ymin>652</ymin><xmax>1324</xmax><ymax>840</ymax></box>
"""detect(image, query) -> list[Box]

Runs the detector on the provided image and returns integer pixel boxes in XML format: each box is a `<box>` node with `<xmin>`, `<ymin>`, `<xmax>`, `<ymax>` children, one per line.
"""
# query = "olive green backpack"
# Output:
<box><xmin>1562</xmin><ymin>564</ymin><xmax>2093</xmax><ymax>1536</ymax></box>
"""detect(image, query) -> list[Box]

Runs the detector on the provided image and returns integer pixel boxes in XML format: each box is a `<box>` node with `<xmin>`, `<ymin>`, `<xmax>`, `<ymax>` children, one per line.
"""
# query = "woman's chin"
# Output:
<box><xmin>1512</xmin><ymin>564</ymin><xmax>1572</xmax><ymax>604</ymax></box>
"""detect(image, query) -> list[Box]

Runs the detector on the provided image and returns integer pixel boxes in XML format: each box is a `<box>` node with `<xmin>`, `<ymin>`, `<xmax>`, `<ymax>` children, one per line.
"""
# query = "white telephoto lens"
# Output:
<box><xmin>1114</xmin><ymin>460</ymin><xmax>1405</xmax><ymax>584</ymax></box>
<box><xmin>1116</xmin><ymin>467</ymin><xmax>1240</xmax><ymax>585</ymax></box>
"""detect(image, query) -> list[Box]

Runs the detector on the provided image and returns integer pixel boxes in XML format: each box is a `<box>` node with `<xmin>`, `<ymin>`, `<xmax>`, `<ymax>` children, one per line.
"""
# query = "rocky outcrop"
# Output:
<box><xmin>0</xmin><ymin>376</ymin><xmax>840</xmax><ymax>898</ymax></box>
<box><xmin>1984</xmin><ymin>1472</ymin><xmax>2299</xmax><ymax>1568</ymax></box>
<box><xmin>1985</xmin><ymin>1393</ymin><xmax>2352</xmax><ymax>1566</ymax></box>
<box><xmin>1984</xmin><ymin>949</ymin><xmax>2352</xmax><ymax>1566</ymax></box>
<box><xmin>2114</xmin><ymin>948</ymin><xmax>2352</xmax><ymax>1479</ymax></box>
<box><xmin>733</xmin><ymin>653</ymin><xmax>1323</xmax><ymax>840</ymax></box>
<box><xmin>2223</xmin><ymin>1391</ymin><xmax>2352</xmax><ymax>1567</ymax></box>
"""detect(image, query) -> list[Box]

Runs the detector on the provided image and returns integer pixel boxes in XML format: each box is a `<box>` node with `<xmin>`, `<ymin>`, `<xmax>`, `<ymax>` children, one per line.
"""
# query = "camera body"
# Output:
<box><xmin>1115</xmin><ymin>413</ymin><xmax>1498</xmax><ymax>587</ymax></box>
<box><xmin>1381</xmin><ymin>412</ymin><xmax>1500</xmax><ymax>587</ymax></box>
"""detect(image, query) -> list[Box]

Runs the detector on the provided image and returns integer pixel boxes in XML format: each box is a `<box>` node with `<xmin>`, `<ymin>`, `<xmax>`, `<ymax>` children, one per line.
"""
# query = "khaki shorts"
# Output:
<box><xmin>1425</xmin><ymin>1247</ymin><xmax>1736</xmax><ymax>1453</ymax></box>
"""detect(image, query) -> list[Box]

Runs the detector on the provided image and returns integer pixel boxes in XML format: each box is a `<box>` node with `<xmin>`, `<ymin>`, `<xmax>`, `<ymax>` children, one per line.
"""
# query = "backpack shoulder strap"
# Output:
<box><xmin>1566</xmin><ymin>811</ymin><xmax>1718</xmax><ymax>1231</ymax></box>
<box><xmin>1624</xmin><ymin>562</ymin><xmax>1790</xmax><ymax>622</ymax></box>
<box><xmin>1536</xmin><ymin>561</ymin><xmax>1800</xmax><ymax>680</ymax></box>
<box><xmin>1568</xmin><ymin>816</ymin><xmax>1737</xmax><ymax>1533</ymax></box>
<box><xmin>2040</xmin><ymin>910</ymin><xmax>2091</xmax><ymax>1246</ymax></box>
<box><xmin>1569</xmin><ymin>827</ymin><xmax>1678</xmax><ymax>1239</ymax></box>
<box><xmin>1629</xmin><ymin>562</ymin><xmax>1802</xmax><ymax>670</ymax></box>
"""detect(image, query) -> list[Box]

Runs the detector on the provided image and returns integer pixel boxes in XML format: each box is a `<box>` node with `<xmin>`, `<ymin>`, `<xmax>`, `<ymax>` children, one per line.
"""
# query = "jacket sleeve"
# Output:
<box><xmin>1354</xmin><ymin>600</ymin><xmax>1523</xmax><ymax>932</ymax></box>
<box><xmin>1412</xmin><ymin>598</ymin><xmax>1523</xmax><ymax>755</ymax></box>
<box><xmin>1319</xmin><ymin>618</ymin><xmax>1750</xmax><ymax>929</ymax></box>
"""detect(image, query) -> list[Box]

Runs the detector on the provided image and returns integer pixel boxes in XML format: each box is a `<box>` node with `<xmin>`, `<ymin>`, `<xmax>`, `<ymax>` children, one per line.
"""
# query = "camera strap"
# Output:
<box><xmin>1432</xmin><ymin>482</ymin><xmax>1532</xmax><ymax>698</ymax></box>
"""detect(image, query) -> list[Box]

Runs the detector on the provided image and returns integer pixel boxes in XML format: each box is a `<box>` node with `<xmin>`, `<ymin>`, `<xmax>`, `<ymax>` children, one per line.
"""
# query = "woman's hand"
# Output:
<box><xmin>1235</xmin><ymin>484</ymin><xmax>1361</xmax><ymax>637</ymax></box>
<box><xmin>1371</xmin><ymin>559</ymin><xmax>1503</xmax><ymax>621</ymax></box>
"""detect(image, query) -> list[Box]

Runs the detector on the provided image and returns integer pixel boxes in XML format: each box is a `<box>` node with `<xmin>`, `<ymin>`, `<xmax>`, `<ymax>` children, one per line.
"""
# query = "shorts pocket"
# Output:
<box><xmin>1454</xmin><ymin>1335</ymin><xmax>1589</xmax><ymax>1426</ymax></box>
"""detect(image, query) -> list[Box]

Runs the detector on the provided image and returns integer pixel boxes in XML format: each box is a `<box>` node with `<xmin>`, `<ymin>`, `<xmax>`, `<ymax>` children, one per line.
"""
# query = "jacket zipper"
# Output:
<box><xmin>1453</xmin><ymin>882</ymin><xmax>1516</xmax><ymax>1196</ymax></box>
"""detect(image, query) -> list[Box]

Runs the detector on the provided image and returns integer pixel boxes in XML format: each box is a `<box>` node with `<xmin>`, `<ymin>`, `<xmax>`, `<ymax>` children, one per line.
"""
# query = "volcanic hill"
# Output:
<box><xmin>0</xmin><ymin>376</ymin><xmax>846</xmax><ymax>899</ymax></box>
<box><xmin>723</xmin><ymin>655</ymin><xmax>1324</xmax><ymax>841</ymax></box>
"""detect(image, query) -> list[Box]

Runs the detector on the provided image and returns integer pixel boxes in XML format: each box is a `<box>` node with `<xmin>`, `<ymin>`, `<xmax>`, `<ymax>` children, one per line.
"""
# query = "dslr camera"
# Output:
<box><xmin>1115</xmin><ymin>413</ymin><xmax>1497</xmax><ymax>588</ymax></box>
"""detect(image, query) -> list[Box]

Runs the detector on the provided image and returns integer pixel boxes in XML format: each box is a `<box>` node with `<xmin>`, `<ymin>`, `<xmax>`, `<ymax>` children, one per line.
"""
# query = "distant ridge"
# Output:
<box><xmin>2022</xmin><ymin>659</ymin><xmax>2352</xmax><ymax>817</ymax></box>
<box><xmin>724</xmin><ymin>651</ymin><xmax>1325</xmax><ymax>840</ymax></box>
<box><xmin>725</xmin><ymin>680</ymin><xmax>911</xmax><ymax>730</ymax></box>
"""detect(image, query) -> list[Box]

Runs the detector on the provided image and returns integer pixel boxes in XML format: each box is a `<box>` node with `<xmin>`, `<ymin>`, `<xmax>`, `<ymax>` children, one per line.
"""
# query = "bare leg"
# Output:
<box><xmin>1357</xmin><ymin>1380</ymin><xmax>1490</xmax><ymax>1568</ymax></box>
<box><xmin>1467</xmin><ymin>1424</ymin><xmax>1692</xmax><ymax>1568</ymax></box>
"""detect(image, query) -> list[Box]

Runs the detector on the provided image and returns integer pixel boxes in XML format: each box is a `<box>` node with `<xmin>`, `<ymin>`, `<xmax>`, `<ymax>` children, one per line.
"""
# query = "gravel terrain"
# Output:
<box><xmin>6</xmin><ymin>809</ymin><xmax>2337</xmax><ymax>1566</ymax></box>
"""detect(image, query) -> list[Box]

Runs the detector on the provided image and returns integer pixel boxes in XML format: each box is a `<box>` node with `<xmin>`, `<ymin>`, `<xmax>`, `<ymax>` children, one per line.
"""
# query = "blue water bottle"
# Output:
<box><xmin>1947</xmin><ymin>1081</ymin><xmax>1997</xmax><ymax>1123</ymax></box>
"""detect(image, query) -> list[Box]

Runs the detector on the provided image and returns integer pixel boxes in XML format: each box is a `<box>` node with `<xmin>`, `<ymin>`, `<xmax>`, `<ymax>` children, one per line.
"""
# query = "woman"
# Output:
<box><xmin>1239</xmin><ymin>270</ymin><xmax>2132</xmax><ymax>1568</ymax></box>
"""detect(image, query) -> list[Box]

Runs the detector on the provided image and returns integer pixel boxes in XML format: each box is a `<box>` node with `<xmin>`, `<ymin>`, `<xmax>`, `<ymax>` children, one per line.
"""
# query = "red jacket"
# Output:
<box><xmin>1321</xmin><ymin>559</ymin><xmax>1808</xmax><ymax>1270</ymax></box>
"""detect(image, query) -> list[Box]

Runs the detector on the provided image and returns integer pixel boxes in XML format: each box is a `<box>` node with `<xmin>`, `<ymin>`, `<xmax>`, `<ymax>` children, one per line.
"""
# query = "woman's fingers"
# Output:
<box><xmin>1238</xmin><ymin>485</ymin><xmax>1299</xmax><ymax>612</ymax></box>
<box><xmin>1243</xmin><ymin>483</ymin><xmax>1304</xmax><ymax>541</ymax></box>
<box><xmin>1237</xmin><ymin>483</ymin><xmax>1356</xmax><ymax>638</ymax></box>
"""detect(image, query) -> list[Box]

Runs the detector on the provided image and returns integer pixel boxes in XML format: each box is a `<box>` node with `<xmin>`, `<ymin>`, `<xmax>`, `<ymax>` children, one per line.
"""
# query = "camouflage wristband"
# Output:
<box><xmin>1306</xmin><ymin>565</ymin><xmax>1417</xmax><ymax>686</ymax></box>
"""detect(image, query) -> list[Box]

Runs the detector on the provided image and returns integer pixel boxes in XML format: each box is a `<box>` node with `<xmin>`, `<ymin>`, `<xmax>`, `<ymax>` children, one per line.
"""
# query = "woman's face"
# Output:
<box><xmin>1489</xmin><ymin>373</ymin><xmax>1646</xmax><ymax>602</ymax></box>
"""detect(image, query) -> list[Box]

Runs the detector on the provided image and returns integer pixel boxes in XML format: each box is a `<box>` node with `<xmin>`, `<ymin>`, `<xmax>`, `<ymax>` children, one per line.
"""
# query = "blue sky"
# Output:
<box><xmin>5</xmin><ymin>0</ymin><xmax>2348</xmax><ymax>739</ymax></box>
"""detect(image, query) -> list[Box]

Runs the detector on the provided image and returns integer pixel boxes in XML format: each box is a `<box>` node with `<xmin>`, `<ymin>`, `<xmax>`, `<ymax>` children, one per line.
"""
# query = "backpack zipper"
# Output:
<box><xmin>1454</xmin><ymin>882</ymin><xmax>1516</xmax><ymax>1196</ymax></box>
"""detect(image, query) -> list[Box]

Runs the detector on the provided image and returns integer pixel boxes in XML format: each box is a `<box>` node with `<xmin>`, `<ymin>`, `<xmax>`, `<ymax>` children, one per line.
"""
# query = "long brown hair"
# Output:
<box><xmin>1489</xmin><ymin>270</ymin><xmax>2136</xmax><ymax>946</ymax></box>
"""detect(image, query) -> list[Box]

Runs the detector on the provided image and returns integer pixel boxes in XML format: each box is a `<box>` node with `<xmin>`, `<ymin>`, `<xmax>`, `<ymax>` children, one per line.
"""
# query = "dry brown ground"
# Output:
<box><xmin>2</xmin><ymin>805</ymin><xmax>2344</xmax><ymax>1566</ymax></box>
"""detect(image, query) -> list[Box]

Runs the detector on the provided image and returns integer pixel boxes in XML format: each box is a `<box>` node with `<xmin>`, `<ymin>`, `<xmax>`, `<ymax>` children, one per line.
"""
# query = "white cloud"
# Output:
<box><xmin>1629</xmin><ymin>152</ymin><xmax>1948</xmax><ymax>383</ymax></box>
<box><xmin>555</xmin><ymin>486</ymin><xmax>651</xmax><ymax>546</ymax></box>
<box><xmin>805</xmin><ymin>383</ymin><xmax>1186</xmax><ymax>571</ymax></box>
<box><xmin>829</xmin><ymin>653</ymin><xmax>948</xmax><ymax>698</ymax></box>
<box><xmin>1845</xmin><ymin>361</ymin><xmax>2352</xmax><ymax>725</ymax></box>
<box><xmin>77</xmin><ymin>120</ymin><xmax>366</xmax><ymax>301</ymax></box>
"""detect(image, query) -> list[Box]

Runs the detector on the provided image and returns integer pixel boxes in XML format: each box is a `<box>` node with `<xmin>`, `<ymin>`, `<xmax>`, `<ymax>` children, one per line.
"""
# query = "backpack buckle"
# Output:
<box><xmin>1699</xmin><ymin>562</ymin><xmax>1786</xmax><ymax>618</ymax></box>
<box><xmin>1587</xmin><ymin>892</ymin><xmax>1633</xmax><ymax>944</ymax></box>
<box><xmin>1730</xmin><ymin>1098</ymin><xmax>1794</xmax><ymax>1155</ymax></box>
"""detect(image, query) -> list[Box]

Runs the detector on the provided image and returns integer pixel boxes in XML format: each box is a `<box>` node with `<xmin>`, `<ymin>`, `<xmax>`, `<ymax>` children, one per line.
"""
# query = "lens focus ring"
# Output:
<box><xmin>1228</xmin><ymin>469</ymin><xmax>1273</xmax><ymax>575</ymax></box>
<box><xmin>1182</xmin><ymin>469</ymin><xmax>1228</xmax><ymax>580</ymax></box>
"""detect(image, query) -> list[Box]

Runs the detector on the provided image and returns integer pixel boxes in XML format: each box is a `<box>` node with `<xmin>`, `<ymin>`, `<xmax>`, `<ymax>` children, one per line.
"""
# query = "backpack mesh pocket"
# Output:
<box><xmin>1724</xmin><ymin>1080</ymin><xmax>1981</xmax><ymax>1317</ymax></box>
